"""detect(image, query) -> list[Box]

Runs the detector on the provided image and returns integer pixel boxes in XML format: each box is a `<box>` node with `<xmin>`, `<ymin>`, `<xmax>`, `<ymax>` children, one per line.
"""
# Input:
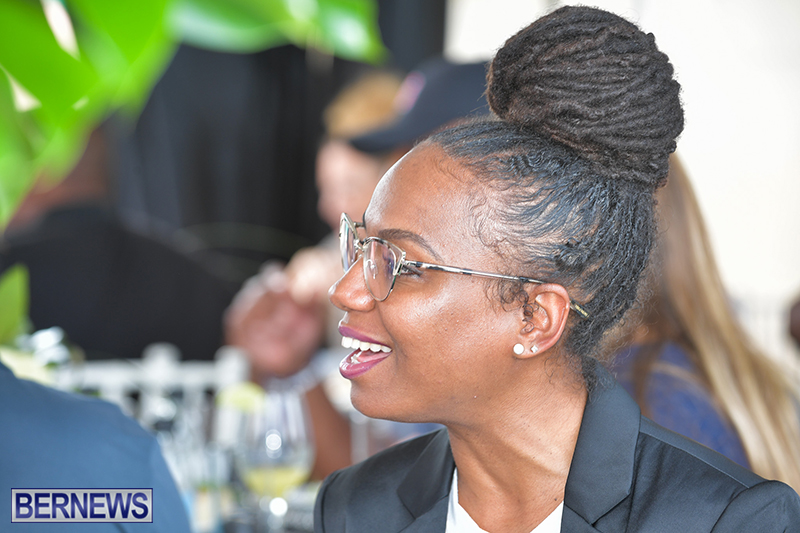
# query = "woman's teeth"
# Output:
<box><xmin>341</xmin><ymin>336</ymin><xmax>391</xmax><ymax>353</ymax></box>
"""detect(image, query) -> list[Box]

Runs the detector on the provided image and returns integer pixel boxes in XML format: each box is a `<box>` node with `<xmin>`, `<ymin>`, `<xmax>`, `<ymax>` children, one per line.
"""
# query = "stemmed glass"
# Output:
<box><xmin>235</xmin><ymin>382</ymin><xmax>314</xmax><ymax>531</ymax></box>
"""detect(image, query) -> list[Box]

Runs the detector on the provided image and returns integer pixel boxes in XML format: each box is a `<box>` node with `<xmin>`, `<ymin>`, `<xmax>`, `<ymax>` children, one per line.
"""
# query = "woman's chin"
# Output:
<box><xmin>350</xmin><ymin>389</ymin><xmax>439</xmax><ymax>425</ymax></box>
<box><xmin>350</xmin><ymin>388</ymin><xmax>393</xmax><ymax>420</ymax></box>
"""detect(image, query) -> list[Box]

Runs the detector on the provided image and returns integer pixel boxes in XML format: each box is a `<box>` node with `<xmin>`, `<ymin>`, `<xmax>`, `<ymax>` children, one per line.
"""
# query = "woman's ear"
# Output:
<box><xmin>514</xmin><ymin>284</ymin><xmax>571</xmax><ymax>359</ymax></box>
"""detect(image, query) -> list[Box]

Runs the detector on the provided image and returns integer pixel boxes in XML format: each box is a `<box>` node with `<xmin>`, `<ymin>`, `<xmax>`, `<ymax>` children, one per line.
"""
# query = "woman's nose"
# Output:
<box><xmin>329</xmin><ymin>259</ymin><xmax>376</xmax><ymax>312</ymax></box>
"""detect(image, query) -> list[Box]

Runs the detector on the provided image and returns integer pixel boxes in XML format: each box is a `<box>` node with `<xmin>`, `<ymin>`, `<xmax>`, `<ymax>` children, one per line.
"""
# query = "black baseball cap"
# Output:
<box><xmin>349</xmin><ymin>58</ymin><xmax>490</xmax><ymax>154</ymax></box>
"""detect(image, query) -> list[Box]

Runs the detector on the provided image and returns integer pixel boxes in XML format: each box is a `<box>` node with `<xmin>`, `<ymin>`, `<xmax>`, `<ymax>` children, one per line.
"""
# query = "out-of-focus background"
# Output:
<box><xmin>3</xmin><ymin>0</ymin><xmax>798</xmax><ymax>360</ymax></box>
<box><xmin>7</xmin><ymin>0</ymin><xmax>797</xmax><ymax>362</ymax></box>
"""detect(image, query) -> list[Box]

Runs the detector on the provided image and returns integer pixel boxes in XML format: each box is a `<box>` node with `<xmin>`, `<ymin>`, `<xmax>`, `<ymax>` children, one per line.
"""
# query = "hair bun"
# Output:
<box><xmin>487</xmin><ymin>6</ymin><xmax>683</xmax><ymax>187</ymax></box>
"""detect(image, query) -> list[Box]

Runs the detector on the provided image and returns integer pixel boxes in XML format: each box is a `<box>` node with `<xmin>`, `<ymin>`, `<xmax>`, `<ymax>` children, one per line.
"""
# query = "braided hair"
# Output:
<box><xmin>426</xmin><ymin>6</ymin><xmax>684</xmax><ymax>385</ymax></box>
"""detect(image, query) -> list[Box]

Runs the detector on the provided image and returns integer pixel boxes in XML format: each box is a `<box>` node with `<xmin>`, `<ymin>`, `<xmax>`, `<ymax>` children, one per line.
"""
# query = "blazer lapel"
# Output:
<box><xmin>397</xmin><ymin>500</ymin><xmax>449</xmax><ymax>533</ymax></box>
<box><xmin>563</xmin><ymin>366</ymin><xmax>641</xmax><ymax>527</ymax></box>
<box><xmin>561</xmin><ymin>506</ymin><xmax>606</xmax><ymax>532</ymax></box>
<box><xmin>396</xmin><ymin>429</ymin><xmax>454</xmax><ymax>532</ymax></box>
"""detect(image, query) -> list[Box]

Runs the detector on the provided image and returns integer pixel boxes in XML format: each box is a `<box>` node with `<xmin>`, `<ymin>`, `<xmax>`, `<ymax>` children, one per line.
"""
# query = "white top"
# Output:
<box><xmin>445</xmin><ymin>469</ymin><xmax>563</xmax><ymax>533</ymax></box>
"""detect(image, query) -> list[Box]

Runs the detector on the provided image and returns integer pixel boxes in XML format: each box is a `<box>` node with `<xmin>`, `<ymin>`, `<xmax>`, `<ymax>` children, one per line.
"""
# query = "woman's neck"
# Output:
<box><xmin>446</xmin><ymin>362</ymin><xmax>587</xmax><ymax>533</ymax></box>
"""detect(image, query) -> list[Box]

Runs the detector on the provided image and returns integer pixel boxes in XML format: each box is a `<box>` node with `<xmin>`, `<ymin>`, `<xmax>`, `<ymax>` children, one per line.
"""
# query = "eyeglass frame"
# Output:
<box><xmin>339</xmin><ymin>213</ymin><xmax>590</xmax><ymax>319</ymax></box>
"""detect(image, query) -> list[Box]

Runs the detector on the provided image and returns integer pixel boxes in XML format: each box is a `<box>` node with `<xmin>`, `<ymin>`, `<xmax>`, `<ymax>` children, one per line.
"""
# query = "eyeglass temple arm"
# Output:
<box><xmin>404</xmin><ymin>260</ymin><xmax>590</xmax><ymax>320</ymax></box>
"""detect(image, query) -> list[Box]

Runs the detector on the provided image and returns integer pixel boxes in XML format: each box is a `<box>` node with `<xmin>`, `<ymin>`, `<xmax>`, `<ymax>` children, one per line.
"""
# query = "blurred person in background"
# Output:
<box><xmin>226</xmin><ymin>70</ymin><xmax>404</xmax><ymax>381</ymax></box>
<box><xmin>225</xmin><ymin>69</ymin><xmax>405</xmax><ymax>479</ymax></box>
<box><xmin>612</xmin><ymin>155</ymin><xmax>800</xmax><ymax>491</ymax></box>
<box><xmin>225</xmin><ymin>58</ymin><xmax>490</xmax><ymax>478</ymax></box>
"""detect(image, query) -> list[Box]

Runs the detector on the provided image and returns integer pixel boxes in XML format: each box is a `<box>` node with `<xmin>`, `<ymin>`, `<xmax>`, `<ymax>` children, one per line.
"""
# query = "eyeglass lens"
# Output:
<box><xmin>363</xmin><ymin>240</ymin><xmax>397</xmax><ymax>301</ymax></box>
<box><xmin>339</xmin><ymin>216</ymin><xmax>398</xmax><ymax>301</ymax></box>
<box><xmin>340</xmin><ymin>217</ymin><xmax>357</xmax><ymax>272</ymax></box>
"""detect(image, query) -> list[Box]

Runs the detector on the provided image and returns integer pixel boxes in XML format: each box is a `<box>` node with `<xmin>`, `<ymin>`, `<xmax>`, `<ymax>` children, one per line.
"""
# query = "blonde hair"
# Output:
<box><xmin>631</xmin><ymin>155</ymin><xmax>800</xmax><ymax>491</ymax></box>
<box><xmin>323</xmin><ymin>71</ymin><xmax>402</xmax><ymax>139</ymax></box>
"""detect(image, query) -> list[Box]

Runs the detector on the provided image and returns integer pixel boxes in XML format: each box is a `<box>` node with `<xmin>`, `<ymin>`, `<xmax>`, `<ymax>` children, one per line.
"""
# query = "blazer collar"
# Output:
<box><xmin>397</xmin><ymin>428</ymin><xmax>455</xmax><ymax>521</ymax></box>
<box><xmin>563</xmin><ymin>366</ymin><xmax>641</xmax><ymax>524</ymax></box>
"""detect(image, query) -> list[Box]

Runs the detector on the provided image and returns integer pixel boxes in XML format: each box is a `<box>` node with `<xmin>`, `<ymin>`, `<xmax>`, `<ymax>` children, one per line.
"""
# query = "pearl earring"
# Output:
<box><xmin>531</xmin><ymin>345</ymin><xmax>539</xmax><ymax>354</ymax></box>
<box><xmin>513</xmin><ymin>343</ymin><xmax>524</xmax><ymax>355</ymax></box>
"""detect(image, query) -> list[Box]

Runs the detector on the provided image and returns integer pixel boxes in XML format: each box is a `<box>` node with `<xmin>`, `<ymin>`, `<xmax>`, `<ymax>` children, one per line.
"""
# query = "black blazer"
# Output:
<box><xmin>314</xmin><ymin>371</ymin><xmax>800</xmax><ymax>532</ymax></box>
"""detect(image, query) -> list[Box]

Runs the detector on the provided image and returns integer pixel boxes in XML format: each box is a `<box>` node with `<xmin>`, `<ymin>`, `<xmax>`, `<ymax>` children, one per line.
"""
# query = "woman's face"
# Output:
<box><xmin>329</xmin><ymin>143</ymin><xmax>524</xmax><ymax>425</ymax></box>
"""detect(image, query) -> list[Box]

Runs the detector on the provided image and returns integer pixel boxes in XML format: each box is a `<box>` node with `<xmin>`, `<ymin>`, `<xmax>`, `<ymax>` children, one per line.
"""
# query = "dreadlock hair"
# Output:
<box><xmin>425</xmin><ymin>6</ymin><xmax>684</xmax><ymax>386</ymax></box>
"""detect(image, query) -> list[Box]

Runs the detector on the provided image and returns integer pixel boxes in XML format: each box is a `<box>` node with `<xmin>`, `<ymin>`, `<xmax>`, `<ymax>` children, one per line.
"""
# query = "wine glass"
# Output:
<box><xmin>235</xmin><ymin>382</ymin><xmax>314</xmax><ymax>531</ymax></box>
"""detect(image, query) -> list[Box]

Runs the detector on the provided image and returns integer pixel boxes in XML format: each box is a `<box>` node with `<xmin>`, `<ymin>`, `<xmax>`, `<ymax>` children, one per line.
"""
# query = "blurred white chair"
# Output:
<box><xmin>54</xmin><ymin>343</ymin><xmax>249</xmax><ymax>420</ymax></box>
<box><xmin>54</xmin><ymin>344</ymin><xmax>249</xmax><ymax>533</ymax></box>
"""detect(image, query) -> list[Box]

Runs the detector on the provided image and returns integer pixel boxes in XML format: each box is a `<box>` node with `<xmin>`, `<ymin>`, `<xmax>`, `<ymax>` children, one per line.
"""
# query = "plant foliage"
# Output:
<box><xmin>0</xmin><ymin>0</ymin><xmax>385</xmax><ymax>345</ymax></box>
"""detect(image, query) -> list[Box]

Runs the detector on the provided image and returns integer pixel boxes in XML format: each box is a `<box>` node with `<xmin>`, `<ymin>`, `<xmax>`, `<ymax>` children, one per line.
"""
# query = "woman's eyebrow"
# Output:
<box><xmin>362</xmin><ymin>213</ymin><xmax>443</xmax><ymax>261</ymax></box>
<box><xmin>378</xmin><ymin>228</ymin><xmax>443</xmax><ymax>262</ymax></box>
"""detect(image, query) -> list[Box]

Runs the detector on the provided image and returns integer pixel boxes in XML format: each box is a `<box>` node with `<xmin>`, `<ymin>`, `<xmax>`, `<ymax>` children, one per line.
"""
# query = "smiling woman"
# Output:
<box><xmin>315</xmin><ymin>6</ymin><xmax>800</xmax><ymax>533</ymax></box>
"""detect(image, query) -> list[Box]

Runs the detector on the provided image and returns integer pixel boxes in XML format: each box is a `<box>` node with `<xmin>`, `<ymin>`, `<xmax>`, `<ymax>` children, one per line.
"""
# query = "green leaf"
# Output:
<box><xmin>32</xmin><ymin>121</ymin><xmax>93</xmax><ymax>183</ymax></box>
<box><xmin>68</xmin><ymin>0</ymin><xmax>170</xmax><ymax>64</ymax></box>
<box><xmin>76</xmin><ymin>25</ymin><xmax>175</xmax><ymax>115</ymax></box>
<box><xmin>169</xmin><ymin>0</ymin><xmax>386</xmax><ymax>61</ymax></box>
<box><xmin>0</xmin><ymin>73</ymin><xmax>35</xmax><ymax>227</ymax></box>
<box><xmin>0</xmin><ymin>152</ymin><xmax>34</xmax><ymax>227</ymax></box>
<box><xmin>0</xmin><ymin>0</ymin><xmax>98</xmax><ymax>123</ymax></box>
<box><xmin>0</xmin><ymin>0</ymin><xmax>176</xmax><ymax>187</ymax></box>
<box><xmin>0</xmin><ymin>1</ymin><xmax>107</xmax><ymax>187</ymax></box>
<box><xmin>0</xmin><ymin>0</ymin><xmax>387</xmax><ymax>226</ymax></box>
<box><xmin>168</xmin><ymin>0</ymin><xmax>293</xmax><ymax>53</ymax></box>
<box><xmin>316</xmin><ymin>0</ymin><xmax>386</xmax><ymax>62</ymax></box>
<box><xmin>68</xmin><ymin>0</ymin><xmax>175</xmax><ymax>112</ymax></box>
<box><xmin>0</xmin><ymin>265</ymin><xmax>30</xmax><ymax>345</ymax></box>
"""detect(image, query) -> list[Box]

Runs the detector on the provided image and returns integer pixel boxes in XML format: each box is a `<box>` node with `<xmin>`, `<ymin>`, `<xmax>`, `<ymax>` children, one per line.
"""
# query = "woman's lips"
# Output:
<box><xmin>339</xmin><ymin>335</ymin><xmax>392</xmax><ymax>379</ymax></box>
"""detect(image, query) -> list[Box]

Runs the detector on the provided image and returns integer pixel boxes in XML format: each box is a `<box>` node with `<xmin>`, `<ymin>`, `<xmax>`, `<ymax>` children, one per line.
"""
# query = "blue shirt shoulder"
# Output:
<box><xmin>0</xmin><ymin>361</ymin><xmax>191</xmax><ymax>532</ymax></box>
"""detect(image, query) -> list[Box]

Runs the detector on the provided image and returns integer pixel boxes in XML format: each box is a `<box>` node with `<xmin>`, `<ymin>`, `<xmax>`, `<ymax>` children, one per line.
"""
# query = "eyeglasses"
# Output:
<box><xmin>339</xmin><ymin>213</ymin><xmax>590</xmax><ymax>319</ymax></box>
